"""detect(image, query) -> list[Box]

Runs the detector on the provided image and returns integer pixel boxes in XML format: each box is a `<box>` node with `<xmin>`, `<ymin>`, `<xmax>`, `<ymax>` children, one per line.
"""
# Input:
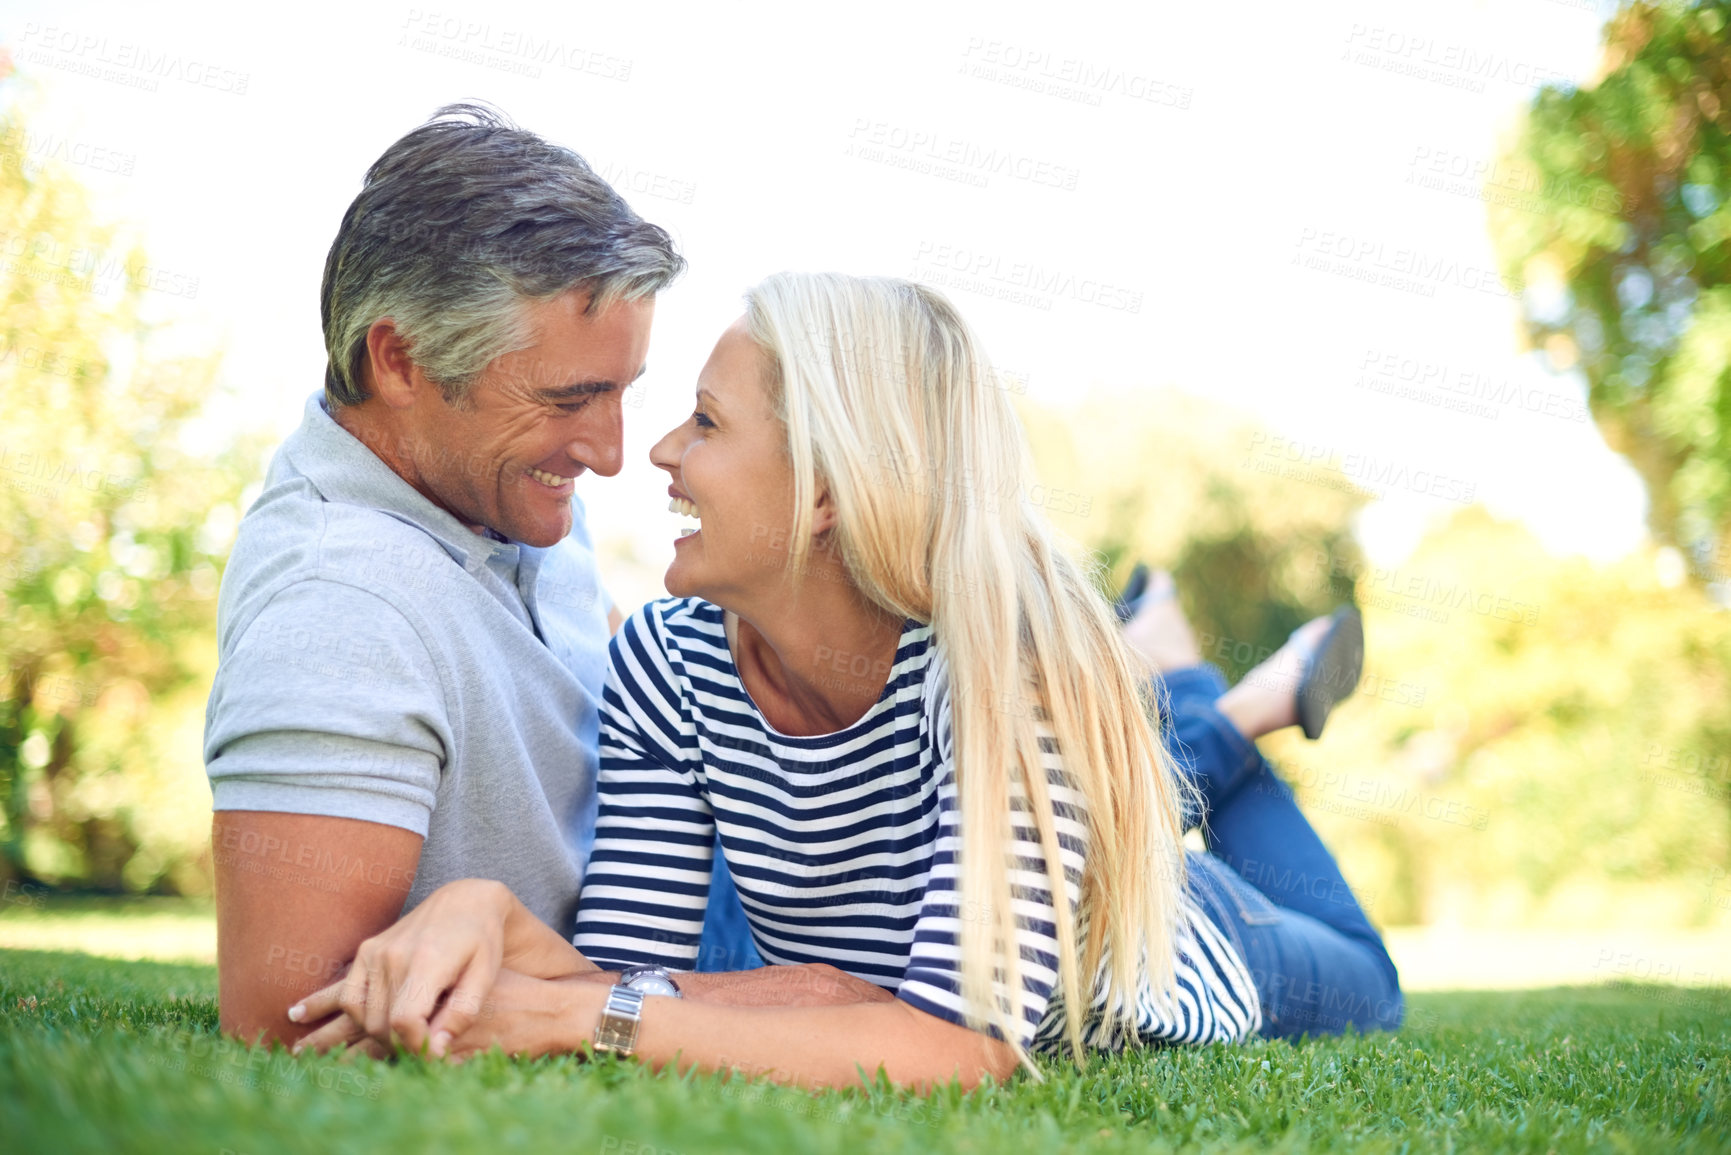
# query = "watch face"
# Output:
<box><xmin>628</xmin><ymin>975</ymin><xmax>680</xmax><ymax>997</ymax></box>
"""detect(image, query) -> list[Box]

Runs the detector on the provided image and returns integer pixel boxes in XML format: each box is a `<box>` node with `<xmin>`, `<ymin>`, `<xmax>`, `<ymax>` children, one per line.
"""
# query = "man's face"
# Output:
<box><xmin>400</xmin><ymin>290</ymin><xmax>654</xmax><ymax>548</ymax></box>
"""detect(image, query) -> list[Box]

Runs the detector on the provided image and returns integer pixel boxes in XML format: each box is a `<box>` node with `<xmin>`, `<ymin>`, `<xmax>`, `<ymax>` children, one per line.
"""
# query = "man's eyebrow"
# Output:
<box><xmin>537</xmin><ymin>365</ymin><xmax>648</xmax><ymax>400</ymax></box>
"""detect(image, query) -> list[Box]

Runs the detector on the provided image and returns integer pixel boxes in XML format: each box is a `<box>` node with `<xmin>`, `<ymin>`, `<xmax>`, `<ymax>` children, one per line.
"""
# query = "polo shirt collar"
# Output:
<box><xmin>282</xmin><ymin>390</ymin><xmax>523</xmax><ymax>575</ymax></box>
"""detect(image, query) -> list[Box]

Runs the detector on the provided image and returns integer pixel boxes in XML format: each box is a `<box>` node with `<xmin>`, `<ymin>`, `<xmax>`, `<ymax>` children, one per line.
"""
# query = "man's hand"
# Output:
<box><xmin>213</xmin><ymin>811</ymin><xmax>423</xmax><ymax>1049</ymax></box>
<box><xmin>289</xmin><ymin>878</ymin><xmax>594</xmax><ymax>1058</ymax></box>
<box><xmin>294</xmin><ymin>968</ymin><xmax>584</xmax><ymax>1062</ymax></box>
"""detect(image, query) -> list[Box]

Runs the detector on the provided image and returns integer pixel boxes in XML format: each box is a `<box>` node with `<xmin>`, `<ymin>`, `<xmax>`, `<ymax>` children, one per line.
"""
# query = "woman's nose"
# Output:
<box><xmin>648</xmin><ymin>424</ymin><xmax>683</xmax><ymax>472</ymax></box>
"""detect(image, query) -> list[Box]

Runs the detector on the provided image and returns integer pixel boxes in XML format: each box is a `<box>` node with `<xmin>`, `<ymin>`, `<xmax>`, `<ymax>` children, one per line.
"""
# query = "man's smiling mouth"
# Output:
<box><xmin>527</xmin><ymin>467</ymin><xmax>574</xmax><ymax>489</ymax></box>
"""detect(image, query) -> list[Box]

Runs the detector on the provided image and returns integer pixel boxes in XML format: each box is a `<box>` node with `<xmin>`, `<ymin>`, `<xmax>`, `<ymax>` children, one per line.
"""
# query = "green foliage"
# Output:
<box><xmin>0</xmin><ymin>84</ymin><xmax>266</xmax><ymax>893</ymax></box>
<box><xmin>2</xmin><ymin>947</ymin><xmax>1727</xmax><ymax>1153</ymax></box>
<box><xmin>1026</xmin><ymin>393</ymin><xmax>1731</xmax><ymax>928</ymax></box>
<box><xmin>1259</xmin><ymin>506</ymin><xmax>1731</xmax><ymax>928</ymax></box>
<box><xmin>1022</xmin><ymin>389</ymin><xmax>1370</xmax><ymax>684</ymax></box>
<box><xmin>1491</xmin><ymin>1</ymin><xmax>1731</xmax><ymax>580</ymax></box>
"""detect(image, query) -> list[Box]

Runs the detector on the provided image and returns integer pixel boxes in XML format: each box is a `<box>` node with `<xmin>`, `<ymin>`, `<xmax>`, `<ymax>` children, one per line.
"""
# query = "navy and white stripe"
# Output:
<box><xmin>574</xmin><ymin>598</ymin><xmax>1261</xmax><ymax>1052</ymax></box>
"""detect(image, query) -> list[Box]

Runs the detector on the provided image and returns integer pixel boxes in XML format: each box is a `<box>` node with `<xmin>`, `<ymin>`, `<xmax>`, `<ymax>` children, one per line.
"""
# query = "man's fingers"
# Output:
<box><xmin>292</xmin><ymin>1011</ymin><xmax>370</xmax><ymax>1055</ymax></box>
<box><xmin>424</xmin><ymin>956</ymin><xmax>495</xmax><ymax>1057</ymax></box>
<box><xmin>355</xmin><ymin>1037</ymin><xmax>392</xmax><ymax>1062</ymax></box>
<box><xmin>289</xmin><ymin>976</ymin><xmax>347</xmax><ymax>1024</ymax></box>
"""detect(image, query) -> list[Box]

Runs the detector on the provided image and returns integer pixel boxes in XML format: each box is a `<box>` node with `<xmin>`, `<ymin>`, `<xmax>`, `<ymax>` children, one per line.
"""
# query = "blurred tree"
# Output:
<box><xmin>1491</xmin><ymin>1</ymin><xmax>1731</xmax><ymax>583</ymax></box>
<box><xmin>0</xmin><ymin>78</ymin><xmax>265</xmax><ymax>893</ymax></box>
<box><xmin>1260</xmin><ymin>506</ymin><xmax>1731</xmax><ymax>929</ymax></box>
<box><xmin>1021</xmin><ymin>389</ymin><xmax>1369</xmax><ymax>683</ymax></box>
<box><xmin>1026</xmin><ymin>392</ymin><xmax>1730</xmax><ymax>928</ymax></box>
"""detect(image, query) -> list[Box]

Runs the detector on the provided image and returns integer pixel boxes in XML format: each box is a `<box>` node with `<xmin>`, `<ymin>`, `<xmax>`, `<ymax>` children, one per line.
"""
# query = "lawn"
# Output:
<box><xmin>1</xmin><ymin>945</ymin><xmax>1726</xmax><ymax>1154</ymax></box>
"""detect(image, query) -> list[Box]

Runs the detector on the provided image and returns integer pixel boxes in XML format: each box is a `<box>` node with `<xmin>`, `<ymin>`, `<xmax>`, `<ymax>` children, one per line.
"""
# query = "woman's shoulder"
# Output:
<box><xmin>614</xmin><ymin>596</ymin><xmax>726</xmax><ymax>653</ymax></box>
<box><xmin>607</xmin><ymin>597</ymin><xmax>733</xmax><ymax>697</ymax></box>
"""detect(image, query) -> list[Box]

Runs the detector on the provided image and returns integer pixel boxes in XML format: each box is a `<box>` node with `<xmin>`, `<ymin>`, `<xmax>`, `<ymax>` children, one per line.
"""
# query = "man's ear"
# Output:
<box><xmin>363</xmin><ymin>319</ymin><xmax>424</xmax><ymax>409</ymax></box>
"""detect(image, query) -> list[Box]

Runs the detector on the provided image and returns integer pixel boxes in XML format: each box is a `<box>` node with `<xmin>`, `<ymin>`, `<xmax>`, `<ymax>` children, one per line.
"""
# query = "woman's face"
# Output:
<box><xmin>650</xmin><ymin>316</ymin><xmax>811</xmax><ymax>606</ymax></box>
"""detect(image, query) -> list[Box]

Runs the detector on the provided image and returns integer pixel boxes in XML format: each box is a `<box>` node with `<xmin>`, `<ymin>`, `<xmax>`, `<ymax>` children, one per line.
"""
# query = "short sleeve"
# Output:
<box><xmin>203</xmin><ymin>579</ymin><xmax>450</xmax><ymax>836</ymax></box>
<box><xmin>574</xmin><ymin>606</ymin><xmax>717</xmax><ymax>968</ymax></box>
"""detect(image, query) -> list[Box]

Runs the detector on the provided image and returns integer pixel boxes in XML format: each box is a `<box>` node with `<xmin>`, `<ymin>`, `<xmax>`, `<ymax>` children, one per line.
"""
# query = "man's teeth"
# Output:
<box><xmin>668</xmin><ymin>497</ymin><xmax>701</xmax><ymax>519</ymax></box>
<box><xmin>528</xmin><ymin>467</ymin><xmax>571</xmax><ymax>488</ymax></box>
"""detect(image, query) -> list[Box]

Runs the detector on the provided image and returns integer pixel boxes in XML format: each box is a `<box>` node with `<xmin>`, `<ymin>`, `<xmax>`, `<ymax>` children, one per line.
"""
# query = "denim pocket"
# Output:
<box><xmin>1225</xmin><ymin>874</ymin><xmax>1283</xmax><ymax>927</ymax></box>
<box><xmin>1187</xmin><ymin>852</ymin><xmax>1285</xmax><ymax>1036</ymax></box>
<box><xmin>1188</xmin><ymin>851</ymin><xmax>1281</xmax><ymax>940</ymax></box>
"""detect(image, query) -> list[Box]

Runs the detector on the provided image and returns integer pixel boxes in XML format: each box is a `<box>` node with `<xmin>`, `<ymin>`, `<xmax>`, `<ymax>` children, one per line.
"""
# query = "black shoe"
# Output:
<box><xmin>1112</xmin><ymin>562</ymin><xmax>1151</xmax><ymax>623</ymax></box>
<box><xmin>1295</xmin><ymin>606</ymin><xmax>1364</xmax><ymax>741</ymax></box>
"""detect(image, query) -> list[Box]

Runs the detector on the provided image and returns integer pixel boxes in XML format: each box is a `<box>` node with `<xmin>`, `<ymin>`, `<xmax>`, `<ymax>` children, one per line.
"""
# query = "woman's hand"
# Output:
<box><xmin>290</xmin><ymin>878</ymin><xmax>587</xmax><ymax>1057</ymax></box>
<box><xmin>295</xmin><ymin>969</ymin><xmax>593</xmax><ymax>1063</ymax></box>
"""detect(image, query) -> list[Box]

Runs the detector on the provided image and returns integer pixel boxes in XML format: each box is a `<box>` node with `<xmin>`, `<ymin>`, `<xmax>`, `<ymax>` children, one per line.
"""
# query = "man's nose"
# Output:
<box><xmin>572</xmin><ymin>402</ymin><xmax>625</xmax><ymax>477</ymax></box>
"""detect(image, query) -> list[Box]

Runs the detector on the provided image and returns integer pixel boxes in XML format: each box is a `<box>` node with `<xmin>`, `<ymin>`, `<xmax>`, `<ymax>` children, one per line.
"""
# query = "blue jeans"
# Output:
<box><xmin>1159</xmin><ymin>664</ymin><xmax>1403</xmax><ymax>1039</ymax></box>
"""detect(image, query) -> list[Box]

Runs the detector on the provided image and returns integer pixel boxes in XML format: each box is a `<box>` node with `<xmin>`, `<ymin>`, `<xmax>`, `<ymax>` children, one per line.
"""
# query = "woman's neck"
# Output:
<box><xmin>724</xmin><ymin>582</ymin><xmax>905</xmax><ymax>737</ymax></box>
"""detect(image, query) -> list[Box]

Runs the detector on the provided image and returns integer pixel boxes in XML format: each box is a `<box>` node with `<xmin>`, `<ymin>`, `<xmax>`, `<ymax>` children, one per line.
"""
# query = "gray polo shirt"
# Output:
<box><xmin>204</xmin><ymin>390</ymin><xmax>610</xmax><ymax>938</ymax></box>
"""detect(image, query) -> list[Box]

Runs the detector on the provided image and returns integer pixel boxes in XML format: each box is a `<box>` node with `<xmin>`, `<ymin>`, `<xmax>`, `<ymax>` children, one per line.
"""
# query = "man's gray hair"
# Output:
<box><xmin>320</xmin><ymin>102</ymin><xmax>685</xmax><ymax>408</ymax></box>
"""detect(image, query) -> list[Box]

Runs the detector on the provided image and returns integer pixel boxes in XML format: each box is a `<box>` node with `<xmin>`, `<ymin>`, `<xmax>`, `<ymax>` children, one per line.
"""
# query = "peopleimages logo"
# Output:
<box><xmin>1241</xmin><ymin>432</ymin><xmax>1478</xmax><ymax>505</ymax></box>
<box><xmin>397</xmin><ymin>8</ymin><xmax>632</xmax><ymax>81</ymax></box>
<box><xmin>956</xmin><ymin>38</ymin><xmax>1194</xmax><ymax>111</ymax></box>
<box><xmin>911</xmin><ymin>240</ymin><xmax>1142</xmax><ymax>313</ymax></box>
<box><xmin>1341</xmin><ymin>24</ymin><xmax>1571</xmax><ymax>95</ymax></box>
<box><xmin>0</xmin><ymin>229</ymin><xmax>199</xmax><ymax>300</ymax></box>
<box><xmin>1293</xmin><ymin>228</ymin><xmax>1521</xmax><ymax>300</ymax></box>
<box><xmin>1354</xmin><ymin>347</ymin><xmax>1589</xmax><ymax>424</ymax></box>
<box><xmin>17</xmin><ymin>23</ymin><xmax>250</xmax><ymax>94</ymax></box>
<box><xmin>846</xmin><ymin>119</ymin><xmax>1081</xmax><ymax>191</ymax></box>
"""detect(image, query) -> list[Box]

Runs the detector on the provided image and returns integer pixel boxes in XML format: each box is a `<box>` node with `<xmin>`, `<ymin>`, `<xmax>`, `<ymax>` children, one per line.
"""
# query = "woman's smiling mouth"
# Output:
<box><xmin>669</xmin><ymin>496</ymin><xmax>701</xmax><ymax>540</ymax></box>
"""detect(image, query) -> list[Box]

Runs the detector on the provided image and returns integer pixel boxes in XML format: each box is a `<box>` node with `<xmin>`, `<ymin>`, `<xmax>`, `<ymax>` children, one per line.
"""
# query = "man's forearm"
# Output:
<box><xmin>215</xmin><ymin>811</ymin><xmax>424</xmax><ymax>1046</ymax></box>
<box><xmin>679</xmin><ymin>963</ymin><xmax>893</xmax><ymax>1007</ymax></box>
<box><xmin>565</xmin><ymin>963</ymin><xmax>887</xmax><ymax>1006</ymax></box>
<box><xmin>532</xmin><ymin>978</ymin><xmax>1013</xmax><ymax>1091</ymax></box>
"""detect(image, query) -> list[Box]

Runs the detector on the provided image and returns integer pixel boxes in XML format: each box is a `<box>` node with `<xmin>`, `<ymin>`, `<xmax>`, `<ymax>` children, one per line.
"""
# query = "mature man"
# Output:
<box><xmin>204</xmin><ymin>106</ymin><xmax>786</xmax><ymax>1047</ymax></box>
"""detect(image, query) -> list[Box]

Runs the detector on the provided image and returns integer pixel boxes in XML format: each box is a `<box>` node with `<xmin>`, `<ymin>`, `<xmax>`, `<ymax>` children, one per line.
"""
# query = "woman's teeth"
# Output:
<box><xmin>669</xmin><ymin>497</ymin><xmax>701</xmax><ymax>538</ymax></box>
<box><xmin>528</xmin><ymin>467</ymin><xmax>572</xmax><ymax>488</ymax></box>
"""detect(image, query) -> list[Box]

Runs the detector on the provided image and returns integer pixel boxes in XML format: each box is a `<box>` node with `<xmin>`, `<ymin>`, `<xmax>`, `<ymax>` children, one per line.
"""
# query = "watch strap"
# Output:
<box><xmin>592</xmin><ymin>983</ymin><xmax>645</xmax><ymax>1056</ymax></box>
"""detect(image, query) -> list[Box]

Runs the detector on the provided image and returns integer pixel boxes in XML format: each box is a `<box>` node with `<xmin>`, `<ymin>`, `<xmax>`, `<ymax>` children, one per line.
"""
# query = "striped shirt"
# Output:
<box><xmin>574</xmin><ymin>598</ymin><xmax>1261</xmax><ymax>1052</ymax></box>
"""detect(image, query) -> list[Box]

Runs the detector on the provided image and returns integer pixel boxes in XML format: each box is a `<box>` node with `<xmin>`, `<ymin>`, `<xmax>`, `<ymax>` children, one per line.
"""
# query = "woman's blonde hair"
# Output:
<box><xmin>743</xmin><ymin>271</ymin><xmax>1194</xmax><ymax>1066</ymax></box>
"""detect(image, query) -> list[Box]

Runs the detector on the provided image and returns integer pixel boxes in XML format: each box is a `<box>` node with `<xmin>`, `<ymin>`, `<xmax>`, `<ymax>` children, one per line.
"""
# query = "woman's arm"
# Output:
<box><xmin>448</xmin><ymin>969</ymin><xmax>1020</xmax><ymax>1092</ymax></box>
<box><xmin>289</xmin><ymin>878</ymin><xmax>593</xmax><ymax>1054</ymax></box>
<box><xmin>290</xmin><ymin>881</ymin><xmax>900</xmax><ymax>1057</ymax></box>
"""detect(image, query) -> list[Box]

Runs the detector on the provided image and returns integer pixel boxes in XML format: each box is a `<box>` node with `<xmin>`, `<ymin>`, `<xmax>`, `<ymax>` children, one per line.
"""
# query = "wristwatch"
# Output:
<box><xmin>592</xmin><ymin>965</ymin><xmax>683</xmax><ymax>1057</ymax></box>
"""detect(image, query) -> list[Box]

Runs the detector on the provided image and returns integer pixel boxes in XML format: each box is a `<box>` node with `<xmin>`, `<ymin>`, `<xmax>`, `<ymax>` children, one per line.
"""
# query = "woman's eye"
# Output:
<box><xmin>693</xmin><ymin>410</ymin><xmax>715</xmax><ymax>429</ymax></box>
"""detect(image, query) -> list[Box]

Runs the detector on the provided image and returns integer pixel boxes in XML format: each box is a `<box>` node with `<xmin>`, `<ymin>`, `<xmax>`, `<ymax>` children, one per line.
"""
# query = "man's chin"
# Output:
<box><xmin>497</xmin><ymin>510</ymin><xmax>573</xmax><ymax>549</ymax></box>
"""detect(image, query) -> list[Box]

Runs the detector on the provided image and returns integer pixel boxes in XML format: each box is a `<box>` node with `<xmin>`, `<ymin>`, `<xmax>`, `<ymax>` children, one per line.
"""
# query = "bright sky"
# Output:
<box><xmin>1</xmin><ymin>0</ymin><xmax>1646</xmax><ymax>610</ymax></box>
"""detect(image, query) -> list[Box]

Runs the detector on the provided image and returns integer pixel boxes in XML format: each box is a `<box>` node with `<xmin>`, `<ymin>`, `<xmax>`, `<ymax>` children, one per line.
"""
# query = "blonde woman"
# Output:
<box><xmin>292</xmin><ymin>273</ymin><xmax>1400</xmax><ymax>1088</ymax></box>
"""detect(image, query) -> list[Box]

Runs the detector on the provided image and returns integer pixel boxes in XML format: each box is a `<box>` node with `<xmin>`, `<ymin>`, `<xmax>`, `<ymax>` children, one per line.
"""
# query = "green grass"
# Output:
<box><xmin>0</xmin><ymin>893</ymin><xmax>216</xmax><ymax>962</ymax></box>
<box><xmin>1</xmin><ymin>947</ymin><xmax>1726</xmax><ymax>1154</ymax></box>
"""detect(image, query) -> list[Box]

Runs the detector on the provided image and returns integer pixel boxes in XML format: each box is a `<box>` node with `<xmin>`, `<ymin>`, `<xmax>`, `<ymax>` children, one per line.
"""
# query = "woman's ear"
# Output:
<box><xmin>811</xmin><ymin>483</ymin><xmax>838</xmax><ymax>538</ymax></box>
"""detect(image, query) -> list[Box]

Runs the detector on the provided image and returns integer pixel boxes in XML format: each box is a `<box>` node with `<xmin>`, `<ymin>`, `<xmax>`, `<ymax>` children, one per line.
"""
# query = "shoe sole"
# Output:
<box><xmin>1297</xmin><ymin>606</ymin><xmax>1364</xmax><ymax>741</ymax></box>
